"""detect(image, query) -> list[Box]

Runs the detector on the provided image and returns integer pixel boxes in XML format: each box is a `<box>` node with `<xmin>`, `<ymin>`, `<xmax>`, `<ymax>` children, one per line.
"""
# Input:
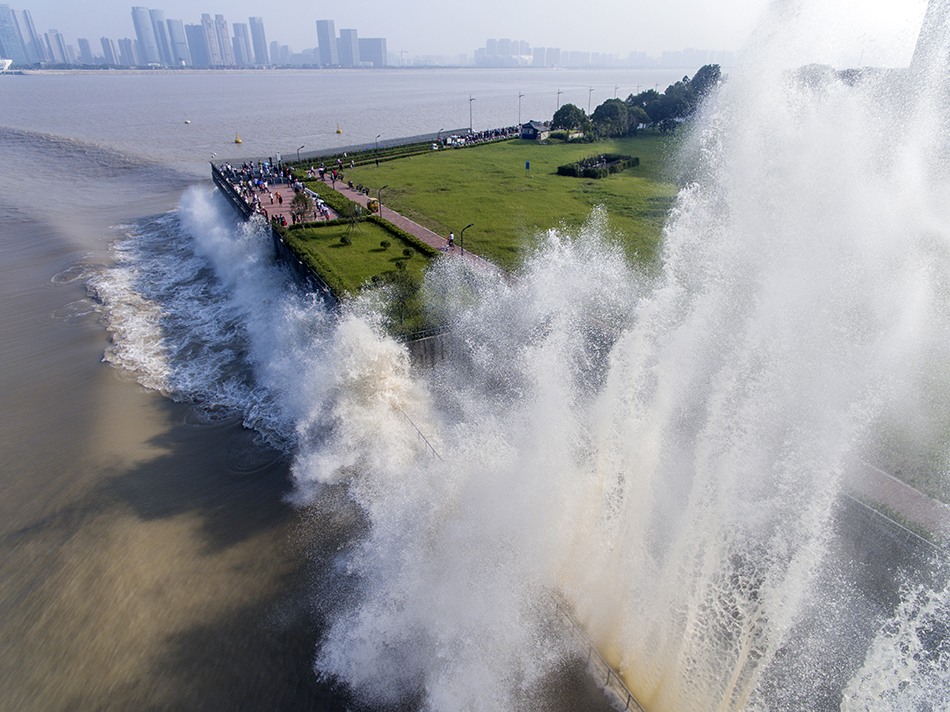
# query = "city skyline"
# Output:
<box><xmin>1</xmin><ymin>1</ymin><xmax>928</xmax><ymax>69</ymax></box>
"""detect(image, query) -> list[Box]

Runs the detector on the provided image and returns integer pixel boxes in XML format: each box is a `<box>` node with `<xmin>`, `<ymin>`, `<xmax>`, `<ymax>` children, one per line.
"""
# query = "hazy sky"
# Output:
<box><xmin>18</xmin><ymin>0</ymin><xmax>930</xmax><ymax>63</ymax></box>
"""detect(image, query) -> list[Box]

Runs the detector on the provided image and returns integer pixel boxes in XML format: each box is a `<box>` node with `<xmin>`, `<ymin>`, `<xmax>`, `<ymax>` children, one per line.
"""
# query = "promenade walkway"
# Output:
<box><xmin>236</xmin><ymin>172</ymin><xmax>496</xmax><ymax>272</ymax></box>
<box><xmin>845</xmin><ymin>459</ymin><xmax>950</xmax><ymax>545</ymax></box>
<box><xmin>319</xmin><ymin>176</ymin><xmax>497</xmax><ymax>273</ymax></box>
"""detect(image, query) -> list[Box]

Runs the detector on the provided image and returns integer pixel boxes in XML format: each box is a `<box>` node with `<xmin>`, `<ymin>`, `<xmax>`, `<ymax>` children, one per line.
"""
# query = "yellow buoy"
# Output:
<box><xmin>234</xmin><ymin>133</ymin><xmax>242</xmax><ymax>144</ymax></box>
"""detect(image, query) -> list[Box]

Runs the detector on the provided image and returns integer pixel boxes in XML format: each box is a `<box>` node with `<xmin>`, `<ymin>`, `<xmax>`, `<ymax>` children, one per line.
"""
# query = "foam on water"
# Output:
<box><xmin>89</xmin><ymin>3</ymin><xmax>950</xmax><ymax>709</ymax></box>
<box><xmin>90</xmin><ymin>186</ymin><xmax>336</xmax><ymax>448</ymax></box>
<box><xmin>291</xmin><ymin>5</ymin><xmax>950</xmax><ymax>711</ymax></box>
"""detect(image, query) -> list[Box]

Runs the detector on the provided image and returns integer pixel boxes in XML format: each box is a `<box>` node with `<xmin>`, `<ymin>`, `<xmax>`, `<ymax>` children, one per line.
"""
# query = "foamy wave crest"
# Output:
<box><xmin>842</xmin><ymin>575</ymin><xmax>950</xmax><ymax>712</ymax></box>
<box><xmin>294</xmin><ymin>5</ymin><xmax>950</xmax><ymax>710</ymax></box>
<box><xmin>90</xmin><ymin>186</ymin><xmax>337</xmax><ymax>448</ymax></box>
<box><xmin>291</xmin><ymin>217</ymin><xmax>642</xmax><ymax>710</ymax></box>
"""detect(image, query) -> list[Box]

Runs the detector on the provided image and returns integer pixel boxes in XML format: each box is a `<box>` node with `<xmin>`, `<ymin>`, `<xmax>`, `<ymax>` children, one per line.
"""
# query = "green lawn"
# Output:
<box><xmin>333</xmin><ymin>134</ymin><xmax>678</xmax><ymax>270</ymax></box>
<box><xmin>282</xmin><ymin>221</ymin><xmax>430</xmax><ymax>293</ymax></box>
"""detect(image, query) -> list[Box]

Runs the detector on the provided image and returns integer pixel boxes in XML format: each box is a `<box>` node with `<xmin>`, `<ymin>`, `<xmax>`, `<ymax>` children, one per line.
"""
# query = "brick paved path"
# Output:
<box><xmin>320</xmin><ymin>177</ymin><xmax>497</xmax><ymax>272</ymax></box>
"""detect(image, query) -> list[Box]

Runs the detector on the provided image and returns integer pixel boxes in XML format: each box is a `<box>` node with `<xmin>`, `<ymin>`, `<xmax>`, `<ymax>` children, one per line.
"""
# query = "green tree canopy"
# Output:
<box><xmin>290</xmin><ymin>191</ymin><xmax>314</xmax><ymax>222</ymax></box>
<box><xmin>627</xmin><ymin>105</ymin><xmax>651</xmax><ymax>134</ymax></box>
<box><xmin>551</xmin><ymin>103</ymin><xmax>589</xmax><ymax>131</ymax></box>
<box><xmin>624</xmin><ymin>64</ymin><xmax>722</xmax><ymax>132</ymax></box>
<box><xmin>690</xmin><ymin>64</ymin><xmax>722</xmax><ymax>103</ymax></box>
<box><xmin>590</xmin><ymin>98</ymin><xmax>629</xmax><ymax>138</ymax></box>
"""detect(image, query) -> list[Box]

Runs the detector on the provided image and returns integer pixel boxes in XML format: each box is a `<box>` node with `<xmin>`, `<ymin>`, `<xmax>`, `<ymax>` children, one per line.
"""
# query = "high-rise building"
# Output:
<box><xmin>15</xmin><ymin>9</ymin><xmax>43</xmax><ymax>61</ymax></box>
<box><xmin>166</xmin><ymin>19</ymin><xmax>190</xmax><ymax>66</ymax></box>
<box><xmin>248</xmin><ymin>17</ymin><xmax>268</xmax><ymax>66</ymax></box>
<box><xmin>77</xmin><ymin>37</ymin><xmax>94</xmax><ymax>64</ymax></box>
<box><xmin>214</xmin><ymin>14</ymin><xmax>234</xmax><ymax>66</ymax></box>
<box><xmin>45</xmin><ymin>29</ymin><xmax>68</xmax><ymax>64</ymax></box>
<box><xmin>184</xmin><ymin>24</ymin><xmax>208</xmax><ymax>67</ymax></box>
<box><xmin>358</xmin><ymin>38</ymin><xmax>386</xmax><ymax>68</ymax></box>
<box><xmin>131</xmin><ymin>7</ymin><xmax>160</xmax><ymax>64</ymax></box>
<box><xmin>149</xmin><ymin>9</ymin><xmax>173</xmax><ymax>65</ymax></box>
<box><xmin>497</xmin><ymin>38</ymin><xmax>511</xmax><ymax>55</ymax></box>
<box><xmin>232</xmin><ymin>23</ymin><xmax>252</xmax><ymax>66</ymax></box>
<box><xmin>0</xmin><ymin>4</ymin><xmax>26</xmax><ymax>63</ymax></box>
<box><xmin>337</xmin><ymin>28</ymin><xmax>359</xmax><ymax>67</ymax></box>
<box><xmin>101</xmin><ymin>37</ymin><xmax>120</xmax><ymax>65</ymax></box>
<box><xmin>315</xmin><ymin>19</ymin><xmax>337</xmax><ymax>66</ymax></box>
<box><xmin>200</xmin><ymin>14</ymin><xmax>221</xmax><ymax>66</ymax></box>
<box><xmin>117</xmin><ymin>37</ymin><xmax>136</xmax><ymax>65</ymax></box>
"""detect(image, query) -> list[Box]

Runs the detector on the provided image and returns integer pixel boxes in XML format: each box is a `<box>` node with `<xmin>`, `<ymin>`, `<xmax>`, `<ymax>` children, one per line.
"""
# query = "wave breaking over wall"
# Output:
<box><xmin>89</xmin><ymin>3</ymin><xmax>950</xmax><ymax>709</ymax></box>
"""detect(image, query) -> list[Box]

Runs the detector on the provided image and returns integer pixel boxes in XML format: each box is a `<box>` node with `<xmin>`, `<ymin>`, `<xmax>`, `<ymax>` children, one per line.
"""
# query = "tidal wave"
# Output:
<box><xmin>89</xmin><ymin>186</ymin><xmax>336</xmax><ymax>449</ymax></box>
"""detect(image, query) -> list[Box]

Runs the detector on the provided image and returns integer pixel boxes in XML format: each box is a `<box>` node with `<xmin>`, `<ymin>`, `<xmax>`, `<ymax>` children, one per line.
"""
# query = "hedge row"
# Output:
<box><xmin>557</xmin><ymin>154</ymin><xmax>639</xmax><ymax>178</ymax></box>
<box><xmin>296</xmin><ymin>178</ymin><xmax>358</xmax><ymax>216</ymax></box>
<box><xmin>366</xmin><ymin>214</ymin><xmax>442</xmax><ymax>259</ymax></box>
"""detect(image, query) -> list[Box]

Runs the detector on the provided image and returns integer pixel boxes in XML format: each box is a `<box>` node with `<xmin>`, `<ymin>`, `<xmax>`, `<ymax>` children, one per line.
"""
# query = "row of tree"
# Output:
<box><xmin>551</xmin><ymin>64</ymin><xmax>722</xmax><ymax>138</ymax></box>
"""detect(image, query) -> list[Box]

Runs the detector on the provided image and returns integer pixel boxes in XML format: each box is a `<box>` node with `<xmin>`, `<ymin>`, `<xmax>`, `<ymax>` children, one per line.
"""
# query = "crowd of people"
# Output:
<box><xmin>440</xmin><ymin>126</ymin><xmax>521</xmax><ymax>146</ymax></box>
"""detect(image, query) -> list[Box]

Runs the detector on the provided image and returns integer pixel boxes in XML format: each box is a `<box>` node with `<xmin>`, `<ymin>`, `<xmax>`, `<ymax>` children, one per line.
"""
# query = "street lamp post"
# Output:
<box><xmin>469</xmin><ymin>95</ymin><xmax>475</xmax><ymax>133</ymax></box>
<box><xmin>556</xmin><ymin>89</ymin><xmax>563</xmax><ymax>112</ymax></box>
<box><xmin>588</xmin><ymin>87</ymin><xmax>594</xmax><ymax>114</ymax></box>
<box><xmin>460</xmin><ymin>222</ymin><xmax>474</xmax><ymax>258</ymax></box>
<box><xmin>437</xmin><ymin>127</ymin><xmax>444</xmax><ymax>144</ymax></box>
<box><xmin>297</xmin><ymin>145</ymin><xmax>305</xmax><ymax>163</ymax></box>
<box><xmin>378</xmin><ymin>184</ymin><xmax>388</xmax><ymax>217</ymax></box>
<box><xmin>519</xmin><ymin>92</ymin><xmax>525</xmax><ymax>125</ymax></box>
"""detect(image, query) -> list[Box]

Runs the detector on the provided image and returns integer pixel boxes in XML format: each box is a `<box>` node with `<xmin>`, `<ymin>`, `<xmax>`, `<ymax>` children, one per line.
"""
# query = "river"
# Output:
<box><xmin>0</xmin><ymin>66</ymin><xmax>686</xmax><ymax>712</ymax></box>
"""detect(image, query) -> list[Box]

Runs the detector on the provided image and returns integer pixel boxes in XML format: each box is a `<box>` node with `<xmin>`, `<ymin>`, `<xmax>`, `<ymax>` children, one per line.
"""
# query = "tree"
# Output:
<box><xmin>626</xmin><ymin>89</ymin><xmax>661</xmax><ymax>110</ymax></box>
<box><xmin>289</xmin><ymin>191</ymin><xmax>314</xmax><ymax>223</ymax></box>
<box><xmin>590</xmin><ymin>98</ymin><xmax>628</xmax><ymax>138</ymax></box>
<box><xmin>551</xmin><ymin>103</ymin><xmax>589</xmax><ymax>131</ymax></box>
<box><xmin>690</xmin><ymin>64</ymin><xmax>721</xmax><ymax>104</ymax></box>
<box><xmin>624</xmin><ymin>65</ymin><xmax>723</xmax><ymax>132</ymax></box>
<box><xmin>627</xmin><ymin>106</ymin><xmax>651</xmax><ymax>134</ymax></box>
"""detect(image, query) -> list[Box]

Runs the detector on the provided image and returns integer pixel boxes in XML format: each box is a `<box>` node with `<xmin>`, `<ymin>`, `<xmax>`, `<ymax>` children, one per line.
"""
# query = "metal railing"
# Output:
<box><xmin>552</xmin><ymin>597</ymin><xmax>646</xmax><ymax>712</ymax></box>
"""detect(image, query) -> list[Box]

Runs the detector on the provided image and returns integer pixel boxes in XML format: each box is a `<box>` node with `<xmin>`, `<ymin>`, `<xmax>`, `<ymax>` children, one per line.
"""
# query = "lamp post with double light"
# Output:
<box><xmin>460</xmin><ymin>222</ymin><xmax>474</xmax><ymax>258</ymax></box>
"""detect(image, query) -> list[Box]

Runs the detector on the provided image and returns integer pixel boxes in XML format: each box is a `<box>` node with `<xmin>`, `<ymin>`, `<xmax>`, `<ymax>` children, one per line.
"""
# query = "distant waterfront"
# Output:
<box><xmin>0</xmin><ymin>67</ymin><xmax>695</xmax><ymax>173</ymax></box>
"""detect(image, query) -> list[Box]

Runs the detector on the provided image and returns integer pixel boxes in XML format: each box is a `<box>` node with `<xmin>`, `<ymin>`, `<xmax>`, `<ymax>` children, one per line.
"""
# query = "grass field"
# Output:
<box><xmin>282</xmin><ymin>220</ymin><xmax>430</xmax><ymax>293</ymax></box>
<box><xmin>310</xmin><ymin>134</ymin><xmax>679</xmax><ymax>271</ymax></box>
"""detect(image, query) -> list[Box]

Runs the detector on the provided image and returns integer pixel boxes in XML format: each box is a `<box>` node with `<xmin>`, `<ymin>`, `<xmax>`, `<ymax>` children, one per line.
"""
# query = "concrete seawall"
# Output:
<box><xmin>210</xmin><ymin>162</ymin><xmax>339</xmax><ymax>307</ymax></box>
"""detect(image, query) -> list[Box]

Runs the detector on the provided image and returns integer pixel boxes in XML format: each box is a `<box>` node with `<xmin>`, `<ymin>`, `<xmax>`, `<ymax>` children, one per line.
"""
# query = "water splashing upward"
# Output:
<box><xmin>284</xmin><ymin>4</ymin><xmax>950</xmax><ymax>710</ymax></box>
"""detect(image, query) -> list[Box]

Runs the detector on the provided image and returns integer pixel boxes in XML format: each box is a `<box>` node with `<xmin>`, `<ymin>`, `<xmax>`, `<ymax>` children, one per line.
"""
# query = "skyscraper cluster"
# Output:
<box><xmin>474</xmin><ymin>37</ymin><xmax>734</xmax><ymax>69</ymax></box>
<box><xmin>0</xmin><ymin>4</ymin><xmax>271</xmax><ymax>67</ymax></box>
<box><xmin>315</xmin><ymin>19</ymin><xmax>386</xmax><ymax>68</ymax></box>
<box><xmin>127</xmin><ymin>7</ymin><xmax>269</xmax><ymax>67</ymax></box>
<box><xmin>0</xmin><ymin>5</ymin><xmax>63</xmax><ymax>64</ymax></box>
<box><xmin>0</xmin><ymin>5</ymin><xmax>394</xmax><ymax>68</ymax></box>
